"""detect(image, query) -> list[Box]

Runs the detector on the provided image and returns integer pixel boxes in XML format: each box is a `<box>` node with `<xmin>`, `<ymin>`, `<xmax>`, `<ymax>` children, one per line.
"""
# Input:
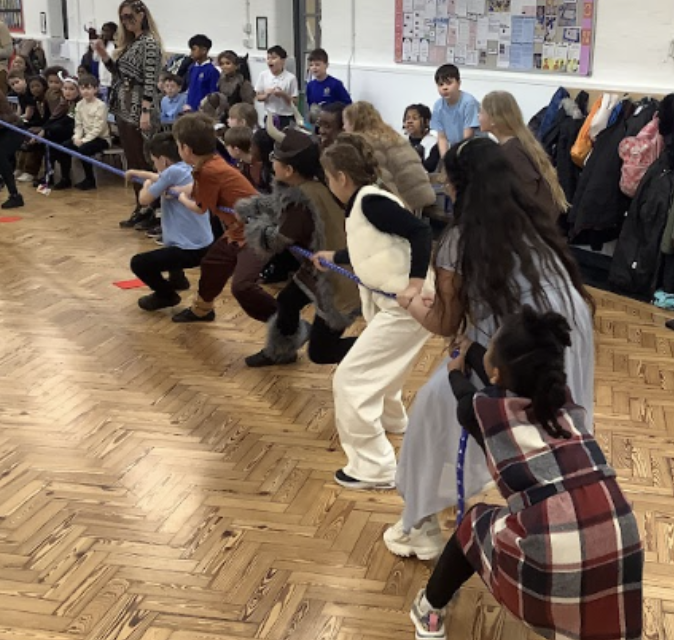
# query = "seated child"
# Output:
<box><xmin>227</xmin><ymin>102</ymin><xmax>258</xmax><ymax>130</ymax></box>
<box><xmin>411</xmin><ymin>306</ymin><xmax>643</xmax><ymax>640</ymax></box>
<box><xmin>7</xmin><ymin>70</ymin><xmax>35</xmax><ymax>123</ymax></box>
<box><xmin>316</xmin><ymin>101</ymin><xmax>346</xmax><ymax>149</ymax></box>
<box><xmin>404</xmin><ymin>103</ymin><xmax>439</xmax><ymax>172</ymax></box>
<box><xmin>224</xmin><ymin>125</ymin><xmax>263</xmax><ymax>189</ymax></box>
<box><xmin>128</xmin><ymin>132</ymin><xmax>214</xmax><ymax>311</ymax></box>
<box><xmin>161</xmin><ymin>74</ymin><xmax>187</xmax><ymax>124</ymax></box>
<box><xmin>306</xmin><ymin>48</ymin><xmax>352</xmax><ymax>115</ymax></box>
<box><xmin>54</xmin><ymin>74</ymin><xmax>110</xmax><ymax>191</ymax></box>
<box><xmin>242</xmin><ymin>128</ymin><xmax>361</xmax><ymax>368</ymax></box>
<box><xmin>217</xmin><ymin>50</ymin><xmax>255</xmax><ymax>117</ymax></box>
<box><xmin>255</xmin><ymin>45</ymin><xmax>298</xmax><ymax>130</ymax></box>
<box><xmin>15</xmin><ymin>75</ymin><xmax>49</xmax><ymax>183</ymax></box>
<box><xmin>184</xmin><ymin>35</ymin><xmax>220</xmax><ymax>113</ymax></box>
<box><xmin>170</xmin><ymin>113</ymin><xmax>277</xmax><ymax>324</ymax></box>
<box><xmin>431</xmin><ymin>63</ymin><xmax>479</xmax><ymax>157</ymax></box>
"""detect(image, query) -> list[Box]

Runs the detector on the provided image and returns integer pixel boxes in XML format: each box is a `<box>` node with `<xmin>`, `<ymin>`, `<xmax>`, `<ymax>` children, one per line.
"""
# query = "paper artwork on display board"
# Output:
<box><xmin>396</xmin><ymin>0</ymin><xmax>597</xmax><ymax>75</ymax></box>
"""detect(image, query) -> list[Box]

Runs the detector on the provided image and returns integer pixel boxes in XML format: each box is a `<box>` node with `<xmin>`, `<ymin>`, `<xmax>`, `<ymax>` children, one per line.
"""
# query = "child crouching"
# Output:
<box><xmin>411</xmin><ymin>306</ymin><xmax>643</xmax><ymax>640</ymax></box>
<box><xmin>128</xmin><ymin>133</ymin><xmax>213</xmax><ymax>311</ymax></box>
<box><xmin>240</xmin><ymin>128</ymin><xmax>360</xmax><ymax>368</ymax></box>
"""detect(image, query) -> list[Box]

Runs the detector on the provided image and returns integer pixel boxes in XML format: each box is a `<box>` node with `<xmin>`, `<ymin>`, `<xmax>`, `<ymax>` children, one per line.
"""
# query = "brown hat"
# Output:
<box><xmin>272</xmin><ymin>128</ymin><xmax>318</xmax><ymax>163</ymax></box>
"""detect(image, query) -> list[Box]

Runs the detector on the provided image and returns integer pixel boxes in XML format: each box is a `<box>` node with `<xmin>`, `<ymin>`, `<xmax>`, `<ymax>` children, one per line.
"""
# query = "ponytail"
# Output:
<box><xmin>494</xmin><ymin>306</ymin><xmax>573</xmax><ymax>439</ymax></box>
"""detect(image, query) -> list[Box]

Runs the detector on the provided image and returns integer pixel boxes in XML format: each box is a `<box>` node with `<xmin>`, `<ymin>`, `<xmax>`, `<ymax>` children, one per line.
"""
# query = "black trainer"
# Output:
<box><xmin>75</xmin><ymin>178</ymin><xmax>96</xmax><ymax>191</ymax></box>
<box><xmin>168</xmin><ymin>274</ymin><xmax>191</xmax><ymax>291</ymax></box>
<box><xmin>135</xmin><ymin>214</ymin><xmax>159</xmax><ymax>232</ymax></box>
<box><xmin>53</xmin><ymin>179</ymin><xmax>72</xmax><ymax>191</ymax></box>
<box><xmin>667</xmin><ymin>319</ymin><xmax>674</xmax><ymax>331</ymax></box>
<box><xmin>138</xmin><ymin>292</ymin><xmax>181</xmax><ymax>311</ymax></box>
<box><xmin>333</xmin><ymin>469</ymin><xmax>395</xmax><ymax>491</ymax></box>
<box><xmin>120</xmin><ymin>206</ymin><xmax>150</xmax><ymax>229</ymax></box>
<box><xmin>245</xmin><ymin>350</ymin><xmax>298</xmax><ymax>368</ymax></box>
<box><xmin>172</xmin><ymin>308</ymin><xmax>216</xmax><ymax>323</ymax></box>
<box><xmin>1</xmin><ymin>194</ymin><xmax>24</xmax><ymax>209</ymax></box>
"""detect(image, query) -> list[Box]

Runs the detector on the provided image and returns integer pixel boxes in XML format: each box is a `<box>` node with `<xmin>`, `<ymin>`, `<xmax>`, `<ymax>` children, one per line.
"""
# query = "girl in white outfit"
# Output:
<box><xmin>383</xmin><ymin>137</ymin><xmax>595</xmax><ymax>560</ymax></box>
<box><xmin>313</xmin><ymin>133</ymin><xmax>434</xmax><ymax>490</ymax></box>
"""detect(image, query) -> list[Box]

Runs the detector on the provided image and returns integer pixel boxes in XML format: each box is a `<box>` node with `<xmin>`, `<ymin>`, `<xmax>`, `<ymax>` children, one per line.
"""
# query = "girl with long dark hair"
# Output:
<box><xmin>385</xmin><ymin>137</ymin><xmax>595</xmax><ymax>561</ymax></box>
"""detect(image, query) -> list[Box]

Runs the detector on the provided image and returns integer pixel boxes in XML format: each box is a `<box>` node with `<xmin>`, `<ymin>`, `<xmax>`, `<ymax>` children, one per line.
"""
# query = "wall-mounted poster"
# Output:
<box><xmin>394</xmin><ymin>0</ymin><xmax>596</xmax><ymax>76</ymax></box>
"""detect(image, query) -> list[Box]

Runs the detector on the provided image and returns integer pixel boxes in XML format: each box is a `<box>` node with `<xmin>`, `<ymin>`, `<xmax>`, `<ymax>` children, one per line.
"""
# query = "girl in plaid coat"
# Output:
<box><xmin>411</xmin><ymin>306</ymin><xmax>643</xmax><ymax>640</ymax></box>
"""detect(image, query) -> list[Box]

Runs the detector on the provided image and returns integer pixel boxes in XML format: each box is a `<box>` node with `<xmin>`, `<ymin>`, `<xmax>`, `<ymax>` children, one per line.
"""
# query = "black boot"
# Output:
<box><xmin>2</xmin><ymin>193</ymin><xmax>24</xmax><ymax>209</ymax></box>
<box><xmin>120</xmin><ymin>206</ymin><xmax>152</xmax><ymax>229</ymax></box>
<box><xmin>75</xmin><ymin>178</ymin><xmax>97</xmax><ymax>191</ymax></box>
<box><xmin>53</xmin><ymin>178</ymin><xmax>72</xmax><ymax>191</ymax></box>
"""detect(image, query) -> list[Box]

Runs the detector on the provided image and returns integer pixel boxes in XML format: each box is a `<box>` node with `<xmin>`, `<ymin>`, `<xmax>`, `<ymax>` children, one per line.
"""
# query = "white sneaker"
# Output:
<box><xmin>383</xmin><ymin>517</ymin><xmax>445</xmax><ymax>561</ymax></box>
<box><xmin>16</xmin><ymin>173</ymin><xmax>35</xmax><ymax>183</ymax></box>
<box><xmin>13</xmin><ymin>169</ymin><xmax>21</xmax><ymax>178</ymax></box>
<box><xmin>410</xmin><ymin>589</ymin><xmax>446</xmax><ymax>639</ymax></box>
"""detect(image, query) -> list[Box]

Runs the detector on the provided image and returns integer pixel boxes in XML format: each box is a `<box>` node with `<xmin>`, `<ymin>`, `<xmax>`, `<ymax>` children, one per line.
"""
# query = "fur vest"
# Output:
<box><xmin>240</xmin><ymin>180</ymin><xmax>360</xmax><ymax>330</ymax></box>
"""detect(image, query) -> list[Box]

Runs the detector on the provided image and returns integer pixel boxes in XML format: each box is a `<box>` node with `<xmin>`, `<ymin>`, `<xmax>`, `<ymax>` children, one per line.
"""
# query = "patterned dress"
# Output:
<box><xmin>456</xmin><ymin>388</ymin><xmax>643</xmax><ymax>640</ymax></box>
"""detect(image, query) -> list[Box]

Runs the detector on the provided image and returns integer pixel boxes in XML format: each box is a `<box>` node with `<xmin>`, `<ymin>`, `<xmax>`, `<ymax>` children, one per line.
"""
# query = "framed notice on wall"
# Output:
<box><xmin>0</xmin><ymin>0</ymin><xmax>24</xmax><ymax>33</ymax></box>
<box><xmin>394</xmin><ymin>0</ymin><xmax>596</xmax><ymax>76</ymax></box>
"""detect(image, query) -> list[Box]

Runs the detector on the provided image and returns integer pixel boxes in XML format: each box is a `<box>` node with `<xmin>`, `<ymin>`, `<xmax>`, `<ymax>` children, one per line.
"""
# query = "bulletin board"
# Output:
<box><xmin>394</xmin><ymin>0</ymin><xmax>596</xmax><ymax>76</ymax></box>
<box><xmin>0</xmin><ymin>0</ymin><xmax>24</xmax><ymax>33</ymax></box>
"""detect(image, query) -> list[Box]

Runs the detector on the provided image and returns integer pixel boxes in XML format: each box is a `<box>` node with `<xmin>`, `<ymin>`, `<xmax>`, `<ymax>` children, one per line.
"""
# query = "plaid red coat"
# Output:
<box><xmin>456</xmin><ymin>388</ymin><xmax>643</xmax><ymax>640</ymax></box>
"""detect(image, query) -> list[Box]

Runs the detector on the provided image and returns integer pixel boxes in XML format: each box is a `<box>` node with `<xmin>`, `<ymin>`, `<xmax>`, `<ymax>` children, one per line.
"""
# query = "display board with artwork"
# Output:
<box><xmin>394</xmin><ymin>0</ymin><xmax>596</xmax><ymax>76</ymax></box>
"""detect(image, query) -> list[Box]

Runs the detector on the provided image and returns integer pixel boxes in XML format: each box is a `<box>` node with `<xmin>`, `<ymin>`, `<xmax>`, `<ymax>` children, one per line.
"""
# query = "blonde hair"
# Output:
<box><xmin>321</xmin><ymin>132</ymin><xmax>381</xmax><ymax>187</ymax></box>
<box><xmin>344</xmin><ymin>101</ymin><xmax>403</xmax><ymax>146</ymax></box>
<box><xmin>482</xmin><ymin>91</ymin><xmax>568</xmax><ymax>213</ymax></box>
<box><xmin>115</xmin><ymin>0</ymin><xmax>164</xmax><ymax>57</ymax></box>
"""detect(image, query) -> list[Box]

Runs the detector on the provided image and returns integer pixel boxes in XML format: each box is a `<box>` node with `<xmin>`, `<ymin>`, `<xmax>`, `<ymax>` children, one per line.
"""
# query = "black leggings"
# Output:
<box><xmin>0</xmin><ymin>129</ymin><xmax>25</xmax><ymax>196</ymax></box>
<box><xmin>276</xmin><ymin>279</ymin><xmax>356</xmax><ymax>365</ymax></box>
<box><xmin>58</xmin><ymin>138</ymin><xmax>110</xmax><ymax>182</ymax></box>
<box><xmin>425</xmin><ymin>532</ymin><xmax>476</xmax><ymax>609</ymax></box>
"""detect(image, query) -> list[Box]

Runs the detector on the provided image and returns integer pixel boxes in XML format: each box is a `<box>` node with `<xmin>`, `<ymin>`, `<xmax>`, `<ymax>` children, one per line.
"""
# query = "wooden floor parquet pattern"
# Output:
<box><xmin>1</xmin><ymin>180</ymin><xmax>673</xmax><ymax>639</ymax></box>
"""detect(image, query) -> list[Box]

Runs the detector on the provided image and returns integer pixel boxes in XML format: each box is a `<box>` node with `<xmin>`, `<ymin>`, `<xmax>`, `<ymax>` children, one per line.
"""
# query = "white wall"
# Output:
<box><xmin>322</xmin><ymin>0</ymin><xmax>674</xmax><ymax>125</ymax></box>
<box><xmin>20</xmin><ymin>0</ymin><xmax>294</xmax><ymax>79</ymax></box>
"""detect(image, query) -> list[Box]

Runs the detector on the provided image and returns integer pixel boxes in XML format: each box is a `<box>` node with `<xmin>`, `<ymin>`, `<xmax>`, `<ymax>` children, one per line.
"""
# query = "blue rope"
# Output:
<box><xmin>0</xmin><ymin>117</ymin><xmax>400</xmax><ymax>300</ymax></box>
<box><xmin>449</xmin><ymin>348</ymin><xmax>469</xmax><ymax>527</ymax></box>
<box><xmin>289</xmin><ymin>246</ymin><xmax>397</xmax><ymax>299</ymax></box>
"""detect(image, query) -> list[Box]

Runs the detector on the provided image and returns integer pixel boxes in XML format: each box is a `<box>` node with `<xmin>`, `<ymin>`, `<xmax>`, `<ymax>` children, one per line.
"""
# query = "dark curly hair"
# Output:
<box><xmin>493</xmin><ymin>306</ymin><xmax>573</xmax><ymax>439</ymax></box>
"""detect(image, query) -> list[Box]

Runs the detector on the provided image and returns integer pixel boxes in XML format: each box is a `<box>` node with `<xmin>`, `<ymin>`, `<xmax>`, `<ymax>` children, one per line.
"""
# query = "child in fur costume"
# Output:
<box><xmin>411</xmin><ymin>306</ymin><xmax>642</xmax><ymax>640</ymax></box>
<box><xmin>240</xmin><ymin>127</ymin><xmax>360</xmax><ymax>367</ymax></box>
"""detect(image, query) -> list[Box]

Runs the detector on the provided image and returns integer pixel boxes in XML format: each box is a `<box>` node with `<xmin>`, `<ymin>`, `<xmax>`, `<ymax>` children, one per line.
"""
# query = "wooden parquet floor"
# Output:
<box><xmin>1</xmin><ymin>177</ymin><xmax>674</xmax><ymax>640</ymax></box>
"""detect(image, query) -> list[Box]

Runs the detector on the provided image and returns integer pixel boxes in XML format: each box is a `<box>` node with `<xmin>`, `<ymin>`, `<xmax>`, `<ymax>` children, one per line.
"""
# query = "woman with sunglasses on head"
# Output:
<box><xmin>94</xmin><ymin>0</ymin><xmax>164</xmax><ymax>229</ymax></box>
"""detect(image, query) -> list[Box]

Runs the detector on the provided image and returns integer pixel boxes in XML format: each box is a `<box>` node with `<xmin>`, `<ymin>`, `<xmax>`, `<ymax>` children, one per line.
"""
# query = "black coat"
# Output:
<box><xmin>608</xmin><ymin>154</ymin><xmax>674</xmax><ymax>298</ymax></box>
<box><xmin>569</xmin><ymin>99</ymin><xmax>658</xmax><ymax>242</ymax></box>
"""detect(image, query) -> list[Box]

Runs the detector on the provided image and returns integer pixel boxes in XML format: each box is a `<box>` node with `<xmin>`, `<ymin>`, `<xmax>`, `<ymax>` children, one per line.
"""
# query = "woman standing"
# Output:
<box><xmin>479</xmin><ymin>90</ymin><xmax>568</xmax><ymax>221</ymax></box>
<box><xmin>344</xmin><ymin>102</ymin><xmax>436</xmax><ymax>216</ymax></box>
<box><xmin>94</xmin><ymin>0</ymin><xmax>163</xmax><ymax>228</ymax></box>
<box><xmin>384</xmin><ymin>138</ymin><xmax>595</xmax><ymax>561</ymax></box>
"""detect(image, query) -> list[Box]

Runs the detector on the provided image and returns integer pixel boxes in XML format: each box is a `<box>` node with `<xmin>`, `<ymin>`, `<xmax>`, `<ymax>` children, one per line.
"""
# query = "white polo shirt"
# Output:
<box><xmin>255</xmin><ymin>68</ymin><xmax>299</xmax><ymax>116</ymax></box>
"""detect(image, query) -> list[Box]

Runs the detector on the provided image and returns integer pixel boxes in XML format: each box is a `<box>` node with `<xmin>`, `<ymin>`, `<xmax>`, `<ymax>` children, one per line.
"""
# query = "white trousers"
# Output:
<box><xmin>333</xmin><ymin>290</ymin><xmax>431</xmax><ymax>484</ymax></box>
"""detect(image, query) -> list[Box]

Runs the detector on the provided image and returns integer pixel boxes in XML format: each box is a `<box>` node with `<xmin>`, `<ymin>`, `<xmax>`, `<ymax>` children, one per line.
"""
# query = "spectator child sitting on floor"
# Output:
<box><xmin>316</xmin><ymin>101</ymin><xmax>346</xmax><ymax>149</ymax></box>
<box><xmin>411</xmin><ymin>306</ymin><xmax>643</xmax><ymax>640</ymax></box>
<box><xmin>161</xmin><ymin>73</ymin><xmax>187</xmax><ymax>124</ymax></box>
<box><xmin>255</xmin><ymin>45</ymin><xmax>299</xmax><ymax>130</ymax></box>
<box><xmin>127</xmin><ymin>132</ymin><xmax>214</xmax><ymax>311</ymax></box>
<box><xmin>170</xmin><ymin>113</ymin><xmax>277</xmax><ymax>325</ymax></box>
<box><xmin>227</xmin><ymin>102</ymin><xmax>258</xmax><ymax>130</ymax></box>
<box><xmin>54</xmin><ymin>74</ymin><xmax>110</xmax><ymax>191</ymax></box>
<box><xmin>224</xmin><ymin>125</ymin><xmax>265</xmax><ymax>190</ymax></box>
<box><xmin>7</xmin><ymin>70</ymin><xmax>35</xmax><ymax>123</ymax></box>
<box><xmin>184</xmin><ymin>35</ymin><xmax>220</xmax><ymax>113</ymax></box>
<box><xmin>306</xmin><ymin>48</ymin><xmax>352</xmax><ymax>122</ymax></box>
<box><xmin>431</xmin><ymin>63</ymin><xmax>480</xmax><ymax>157</ymax></box>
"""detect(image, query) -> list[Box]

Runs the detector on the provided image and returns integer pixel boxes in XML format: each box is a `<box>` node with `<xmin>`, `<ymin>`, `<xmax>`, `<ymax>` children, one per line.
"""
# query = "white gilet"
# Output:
<box><xmin>345</xmin><ymin>185</ymin><xmax>430</xmax><ymax>295</ymax></box>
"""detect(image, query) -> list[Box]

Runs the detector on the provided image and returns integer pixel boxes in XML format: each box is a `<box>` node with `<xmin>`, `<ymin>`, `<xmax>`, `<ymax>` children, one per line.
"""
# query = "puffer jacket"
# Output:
<box><xmin>364</xmin><ymin>134</ymin><xmax>437</xmax><ymax>214</ymax></box>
